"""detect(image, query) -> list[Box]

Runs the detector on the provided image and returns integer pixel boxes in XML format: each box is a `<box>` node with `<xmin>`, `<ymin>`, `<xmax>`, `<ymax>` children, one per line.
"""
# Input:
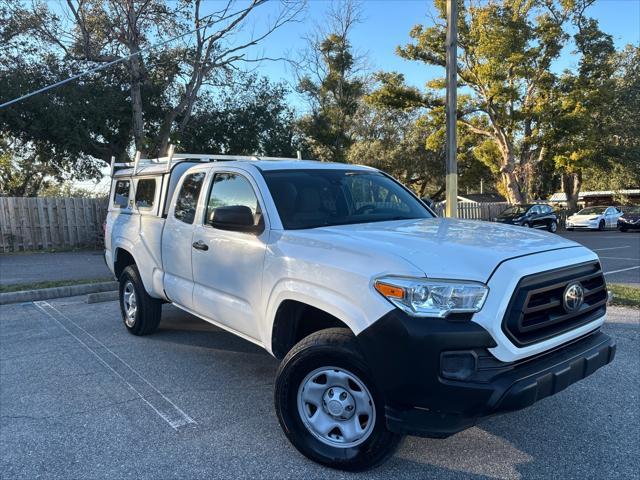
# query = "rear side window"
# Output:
<box><xmin>135</xmin><ymin>179</ymin><xmax>156</xmax><ymax>209</ymax></box>
<box><xmin>205</xmin><ymin>173</ymin><xmax>260</xmax><ymax>225</ymax></box>
<box><xmin>113</xmin><ymin>180</ymin><xmax>130</xmax><ymax>208</ymax></box>
<box><xmin>174</xmin><ymin>172</ymin><xmax>206</xmax><ymax>224</ymax></box>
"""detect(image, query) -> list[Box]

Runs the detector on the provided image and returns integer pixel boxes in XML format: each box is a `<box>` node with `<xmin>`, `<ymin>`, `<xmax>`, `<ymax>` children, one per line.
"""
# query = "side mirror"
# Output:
<box><xmin>209</xmin><ymin>205</ymin><xmax>263</xmax><ymax>234</ymax></box>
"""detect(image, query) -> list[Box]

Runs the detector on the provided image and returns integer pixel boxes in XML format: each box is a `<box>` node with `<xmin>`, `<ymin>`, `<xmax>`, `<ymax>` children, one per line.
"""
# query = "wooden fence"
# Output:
<box><xmin>0</xmin><ymin>197</ymin><xmax>108</xmax><ymax>252</ymax></box>
<box><xmin>432</xmin><ymin>201</ymin><xmax>510</xmax><ymax>220</ymax></box>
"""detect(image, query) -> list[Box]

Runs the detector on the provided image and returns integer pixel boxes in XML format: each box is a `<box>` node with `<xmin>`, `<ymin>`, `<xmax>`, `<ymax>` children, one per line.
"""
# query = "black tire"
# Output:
<box><xmin>523</xmin><ymin>221</ymin><xmax>531</xmax><ymax>228</ymax></box>
<box><xmin>566</xmin><ymin>227</ymin><xmax>574</xmax><ymax>231</ymax></box>
<box><xmin>619</xmin><ymin>226</ymin><xmax>628</xmax><ymax>232</ymax></box>
<box><xmin>274</xmin><ymin>328</ymin><xmax>402</xmax><ymax>471</ymax></box>
<box><xmin>118</xmin><ymin>265</ymin><xmax>162</xmax><ymax>335</ymax></box>
<box><xmin>548</xmin><ymin>220</ymin><xmax>558</xmax><ymax>233</ymax></box>
<box><xmin>598</xmin><ymin>220</ymin><xmax>605</xmax><ymax>231</ymax></box>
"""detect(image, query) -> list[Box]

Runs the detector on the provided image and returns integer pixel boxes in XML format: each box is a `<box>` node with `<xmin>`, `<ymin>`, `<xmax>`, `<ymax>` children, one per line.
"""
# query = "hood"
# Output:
<box><xmin>314</xmin><ymin>218</ymin><xmax>580</xmax><ymax>283</ymax></box>
<box><xmin>570</xmin><ymin>214</ymin><xmax>601</xmax><ymax>219</ymax></box>
<box><xmin>621</xmin><ymin>213</ymin><xmax>640</xmax><ymax>221</ymax></box>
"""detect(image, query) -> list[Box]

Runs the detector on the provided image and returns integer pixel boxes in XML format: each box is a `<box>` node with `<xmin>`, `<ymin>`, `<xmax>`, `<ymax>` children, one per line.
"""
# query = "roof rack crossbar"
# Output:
<box><xmin>110</xmin><ymin>151</ymin><xmax>316</xmax><ymax>177</ymax></box>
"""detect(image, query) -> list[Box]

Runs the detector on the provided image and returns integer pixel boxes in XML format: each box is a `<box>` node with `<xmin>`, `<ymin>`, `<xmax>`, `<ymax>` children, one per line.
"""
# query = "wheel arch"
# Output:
<box><xmin>265</xmin><ymin>280</ymin><xmax>393</xmax><ymax>358</ymax></box>
<box><xmin>114</xmin><ymin>247</ymin><xmax>137</xmax><ymax>279</ymax></box>
<box><xmin>270</xmin><ymin>299</ymin><xmax>353</xmax><ymax>359</ymax></box>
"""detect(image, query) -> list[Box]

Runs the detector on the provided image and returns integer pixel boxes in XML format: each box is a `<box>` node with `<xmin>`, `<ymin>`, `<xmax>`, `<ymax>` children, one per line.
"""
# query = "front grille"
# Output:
<box><xmin>502</xmin><ymin>261</ymin><xmax>607</xmax><ymax>347</ymax></box>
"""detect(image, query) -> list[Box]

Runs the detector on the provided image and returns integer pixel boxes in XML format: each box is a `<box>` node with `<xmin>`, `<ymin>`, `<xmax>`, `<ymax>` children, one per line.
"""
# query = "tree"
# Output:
<box><xmin>2</xmin><ymin>0</ymin><xmax>303</xmax><ymax>158</ymax></box>
<box><xmin>179</xmin><ymin>76</ymin><xmax>300</xmax><ymax>157</ymax></box>
<box><xmin>0</xmin><ymin>137</ymin><xmax>102</xmax><ymax>196</ymax></box>
<box><xmin>548</xmin><ymin>18</ymin><xmax>639</xmax><ymax>211</ymax></box>
<box><xmin>356</xmin><ymin>83</ymin><xmax>494</xmax><ymax>199</ymax></box>
<box><xmin>370</xmin><ymin>0</ymin><xmax>590</xmax><ymax>203</ymax></box>
<box><xmin>296</xmin><ymin>0</ymin><xmax>365</xmax><ymax>162</ymax></box>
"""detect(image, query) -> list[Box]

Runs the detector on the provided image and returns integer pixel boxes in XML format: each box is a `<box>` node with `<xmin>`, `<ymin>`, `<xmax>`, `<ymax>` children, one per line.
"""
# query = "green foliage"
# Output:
<box><xmin>179</xmin><ymin>77</ymin><xmax>300</xmax><ymax>157</ymax></box>
<box><xmin>296</xmin><ymin>6</ymin><xmax>365</xmax><ymax>162</ymax></box>
<box><xmin>0</xmin><ymin>137</ymin><xmax>102</xmax><ymax>197</ymax></box>
<box><xmin>376</xmin><ymin>0</ymin><xmax>588</xmax><ymax>203</ymax></box>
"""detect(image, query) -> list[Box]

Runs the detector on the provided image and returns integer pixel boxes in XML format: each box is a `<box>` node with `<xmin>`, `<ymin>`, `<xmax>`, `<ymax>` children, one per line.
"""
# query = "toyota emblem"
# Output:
<box><xmin>563</xmin><ymin>282</ymin><xmax>585</xmax><ymax>312</ymax></box>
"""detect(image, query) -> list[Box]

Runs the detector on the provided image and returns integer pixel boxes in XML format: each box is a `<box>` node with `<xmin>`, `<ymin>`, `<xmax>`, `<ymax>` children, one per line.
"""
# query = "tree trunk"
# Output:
<box><xmin>126</xmin><ymin>3</ymin><xmax>145</xmax><ymax>155</ymax></box>
<box><xmin>129</xmin><ymin>54</ymin><xmax>145</xmax><ymax>154</ymax></box>
<box><xmin>496</xmin><ymin>137</ymin><xmax>523</xmax><ymax>204</ymax></box>
<box><xmin>562</xmin><ymin>171</ymin><xmax>582</xmax><ymax>214</ymax></box>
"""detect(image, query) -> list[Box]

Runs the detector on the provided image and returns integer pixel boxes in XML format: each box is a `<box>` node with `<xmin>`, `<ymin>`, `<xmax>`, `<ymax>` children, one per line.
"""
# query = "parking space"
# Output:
<box><xmin>557</xmin><ymin>230</ymin><xmax>640</xmax><ymax>285</ymax></box>
<box><xmin>1</xmin><ymin>296</ymin><xmax>638</xmax><ymax>479</ymax></box>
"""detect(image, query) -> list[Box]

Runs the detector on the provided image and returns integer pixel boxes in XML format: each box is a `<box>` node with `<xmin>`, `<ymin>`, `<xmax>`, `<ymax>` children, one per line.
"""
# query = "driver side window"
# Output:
<box><xmin>205</xmin><ymin>173</ymin><xmax>261</xmax><ymax>226</ymax></box>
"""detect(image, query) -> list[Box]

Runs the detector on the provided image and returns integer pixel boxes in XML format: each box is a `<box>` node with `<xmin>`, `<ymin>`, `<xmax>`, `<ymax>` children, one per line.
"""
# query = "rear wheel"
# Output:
<box><xmin>119</xmin><ymin>265</ymin><xmax>162</xmax><ymax>335</ymax></box>
<box><xmin>548</xmin><ymin>220</ymin><xmax>558</xmax><ymax>233</ymax></box>
<box><xmin>598</xmin><ymin>220</ymin><xmax>605</xmax><ymax>231</ymax></box>
<box><xmin>523</xmin><ymin>221</ymin><xmax>531</xmax><ymax>228</ymax></box>
<box><xmin>274</xmin><ymin>328</ymin><xmax>402</xmax><ymax>471</ymax></box>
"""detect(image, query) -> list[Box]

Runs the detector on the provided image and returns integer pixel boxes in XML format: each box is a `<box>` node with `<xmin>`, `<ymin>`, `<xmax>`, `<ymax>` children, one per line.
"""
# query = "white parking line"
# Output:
<box><xmin>599</xmin><ymin>256</ymin><xmax>640</xmax><ymax>261</ymax></box>
<box><xmin>603</xmin><ymin>266</ymin><xmax>640</xmax><ymax>276</ymax></box>
<box><xmin>33</xmin><ymin>301</ymin><xmax>196</xmax><ymax>430</ymax></box>
<box><xmin>593</xmin><ymin>246</ymin><xmax>631</xmax><ymax>252</ymax></box>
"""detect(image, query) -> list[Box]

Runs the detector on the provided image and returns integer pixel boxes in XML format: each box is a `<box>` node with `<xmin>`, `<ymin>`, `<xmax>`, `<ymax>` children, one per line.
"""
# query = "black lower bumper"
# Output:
<box><xmin>356</xmin><ymin>310</ymin><xmax>615</xmax><ymax>438</ymax></box>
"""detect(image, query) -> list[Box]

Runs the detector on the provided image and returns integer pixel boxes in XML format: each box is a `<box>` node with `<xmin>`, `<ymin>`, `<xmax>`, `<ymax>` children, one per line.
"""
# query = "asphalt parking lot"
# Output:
<box><xmin>1</xmin><ymin>296</ymin><xmax>638</xmax><ymax>479</ymax></box>
<box><xmin>558</xmin><ymin>229</ymin><xmax>640</xmax><ymax>286</ymax></box>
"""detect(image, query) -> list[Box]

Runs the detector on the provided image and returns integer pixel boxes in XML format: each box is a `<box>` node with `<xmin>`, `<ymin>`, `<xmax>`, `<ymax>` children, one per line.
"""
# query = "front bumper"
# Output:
<box><xmin>618</xmin><ymin>219</ymin><xmax>640</xmax><ymax>230</ymax></box>
<box><xmin>567</xmin><ymin>220</ymin><xmax>598</xmax><ymax>229</ymax></box>
<box><xmin>356</xmin><ymin>310</ymin><xmax>615</xmax><ymax>438</ymax></box>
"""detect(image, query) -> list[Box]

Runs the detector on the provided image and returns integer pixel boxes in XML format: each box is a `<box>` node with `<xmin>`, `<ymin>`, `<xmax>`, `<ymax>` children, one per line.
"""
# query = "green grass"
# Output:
<box><xmin>0</xmin><ymin>277</ymin><xmax>114</xmax><ymax>294</ymax></box>
<box><xmin>608</xmin><ymin>284</ymin><xmax>640</xmax><ymax>308</ymax></box>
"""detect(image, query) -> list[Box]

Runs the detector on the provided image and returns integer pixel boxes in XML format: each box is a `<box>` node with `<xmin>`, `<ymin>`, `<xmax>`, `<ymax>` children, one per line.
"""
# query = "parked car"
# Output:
<box><xmin>494</xmin><ymin>203</ymin><xmax>558</xmax><ymax>232</ymax></box>
<box><xmin>105</xmin><ymin>153</ymin><xmax>614</xmax><ymax>471</ymax></box>
<box><xmin>566</xmin><ymin>206</ymin><xmax>623</xmax><ymax>231</ymax></box>
<box><xmin>618</xmin><ymin>205</ymin><xmax>640</xmax><ymax>232</ymax></box>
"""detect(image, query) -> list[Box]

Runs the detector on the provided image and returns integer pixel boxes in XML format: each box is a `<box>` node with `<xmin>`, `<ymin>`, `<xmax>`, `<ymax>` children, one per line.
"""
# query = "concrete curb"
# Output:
<box><xmin>0</xmin><ymin>281</ymin><xmax>118</xmax><ymax>305</ymax></box>
<box><xmin>86</xmin><ymin>290</ymin><xmax>119</xmax><ymax>304</ymax></box>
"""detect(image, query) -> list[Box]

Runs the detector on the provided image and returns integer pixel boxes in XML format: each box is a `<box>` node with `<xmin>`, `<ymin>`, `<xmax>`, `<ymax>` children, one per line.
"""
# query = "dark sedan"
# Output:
<box><xmin>618</xmin><ymin>205</ymin><xmax>640</xmax><ymax>232</ymax></box>
<box><xmin>494</xmin><ymin>204</ymin><xmax>558</xmax><ymax>232</ymax></box>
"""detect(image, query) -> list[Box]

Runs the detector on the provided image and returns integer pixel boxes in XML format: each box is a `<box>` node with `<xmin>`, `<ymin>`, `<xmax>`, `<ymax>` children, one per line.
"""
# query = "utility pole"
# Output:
<box><xmin>445</xmin><ymin>0</ymin><xmax>458</xmax><ymax>218</ymax></box>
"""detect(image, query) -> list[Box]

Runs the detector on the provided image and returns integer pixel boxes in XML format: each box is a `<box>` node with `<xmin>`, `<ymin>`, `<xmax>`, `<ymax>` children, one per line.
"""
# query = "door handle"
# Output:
<box><xmin>192</xmin><ymin>240</ymin><xmax>209</xmax><ymax>251</ymax></box>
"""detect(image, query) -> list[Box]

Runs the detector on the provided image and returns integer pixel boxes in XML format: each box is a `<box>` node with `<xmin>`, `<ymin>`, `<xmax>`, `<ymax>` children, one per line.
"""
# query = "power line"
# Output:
<box><xmin>0</xmin><ymin>13</ymin><xmax>218</xmax><ymax>109</ymax></box>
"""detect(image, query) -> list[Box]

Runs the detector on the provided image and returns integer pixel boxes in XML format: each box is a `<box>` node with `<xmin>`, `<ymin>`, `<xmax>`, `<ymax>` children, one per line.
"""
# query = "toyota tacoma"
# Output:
<box><xmin>104</xmin><ymin>152</ymin><xmax>615</xmax><ymax>471</ymax></box>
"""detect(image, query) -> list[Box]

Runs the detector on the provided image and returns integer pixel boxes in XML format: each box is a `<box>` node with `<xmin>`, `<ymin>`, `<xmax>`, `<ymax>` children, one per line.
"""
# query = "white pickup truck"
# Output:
<box><xmin>105</xmin><ymin>153</ymin><xmax>615</xmax><ymax>471</ymax></box>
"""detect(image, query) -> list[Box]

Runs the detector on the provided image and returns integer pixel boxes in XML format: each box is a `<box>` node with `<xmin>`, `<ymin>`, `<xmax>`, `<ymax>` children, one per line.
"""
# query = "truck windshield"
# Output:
<box><xmin>262</xmin><ymin>169</ymin><xmax>433</xmax><ymax>230</ymax></box>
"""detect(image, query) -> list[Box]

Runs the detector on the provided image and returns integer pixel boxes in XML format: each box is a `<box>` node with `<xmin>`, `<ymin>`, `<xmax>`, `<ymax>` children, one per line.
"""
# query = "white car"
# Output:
<box><xmin>566</xmin><ymin>206</ymin><xmax>623</xmax><ymax>231</ymax></box>
<box><xmin>104</xmin><ymin>153</ymin><xmax>615</xmax><ymax>471</ymax></box>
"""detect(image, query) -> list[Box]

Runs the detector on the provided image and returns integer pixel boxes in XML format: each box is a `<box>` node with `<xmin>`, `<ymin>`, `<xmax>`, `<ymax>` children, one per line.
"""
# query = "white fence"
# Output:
<box><xmin>432</xmin><ymin>202</ymin><xmax>510</xmax><ymax>220</ymax></box>
<box><xmin>0</xmin><ymin>197</ymin><xmax>108</xmax><ymax>252</ymax></box>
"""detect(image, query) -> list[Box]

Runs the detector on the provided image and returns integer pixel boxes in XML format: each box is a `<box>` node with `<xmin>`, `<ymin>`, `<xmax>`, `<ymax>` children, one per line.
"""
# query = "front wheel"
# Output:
<box><xmin>548</xmin><ymin>220</ymin><xmax>558</xmax><ymax>233</ymax></box>
<box><xmin>119</xmin><ymin>265</ymin><xmax>162</xmax><ymax>335</ymax></box>
<box><xmin>598</xmin><ymin>220</ymin><xmax>606</xmax><ymax>231</ymax></box>
<box><xmin>619</xmin><ymin>226</ymin><xmax>628</xmax><ymax>232</ymax></box>
<box><xmin>523</xmin><ymin>221</ymin><xmax>531</xmax><ymax>228</ymax></box>
<box><xmin>274</xmin><ymin>328</ymin><xmax>402</xmax><ymax>471</ymax></box>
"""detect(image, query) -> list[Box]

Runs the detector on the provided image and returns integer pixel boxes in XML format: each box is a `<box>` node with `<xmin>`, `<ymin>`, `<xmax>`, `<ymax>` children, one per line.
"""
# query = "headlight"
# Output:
<box><xmin>374</xmin><ymin>277</ymin><xmax>488</xmax><ymax>318</ymax></box>
<box><xmin>589</xmin><ymin>217</ymin><xmax>599</xmax><ymax>221</ymax></box>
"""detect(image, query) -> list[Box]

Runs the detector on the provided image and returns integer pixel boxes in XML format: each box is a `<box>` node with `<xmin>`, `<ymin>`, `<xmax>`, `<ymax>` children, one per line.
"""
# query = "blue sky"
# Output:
<box><xmin>79</xmin><ymin>0</ymin><xmax>639</xmax><ymax>191</ymax></box>
<box><xmin>200</xmin><ymin>0</ymin><xmax>640</xmax><ymax>110</ymax></box>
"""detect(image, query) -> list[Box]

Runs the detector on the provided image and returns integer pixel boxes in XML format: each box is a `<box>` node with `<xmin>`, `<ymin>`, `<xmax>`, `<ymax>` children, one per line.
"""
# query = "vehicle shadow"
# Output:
<box><xmin>151</xmin><ymin>304</ymin><xmax>269</xmax><ymax>356</ymax></box>
<box><xmin>141</xmin><ymin>306</ymin><xmax>635</xmax><ymax>479</ymax></box>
